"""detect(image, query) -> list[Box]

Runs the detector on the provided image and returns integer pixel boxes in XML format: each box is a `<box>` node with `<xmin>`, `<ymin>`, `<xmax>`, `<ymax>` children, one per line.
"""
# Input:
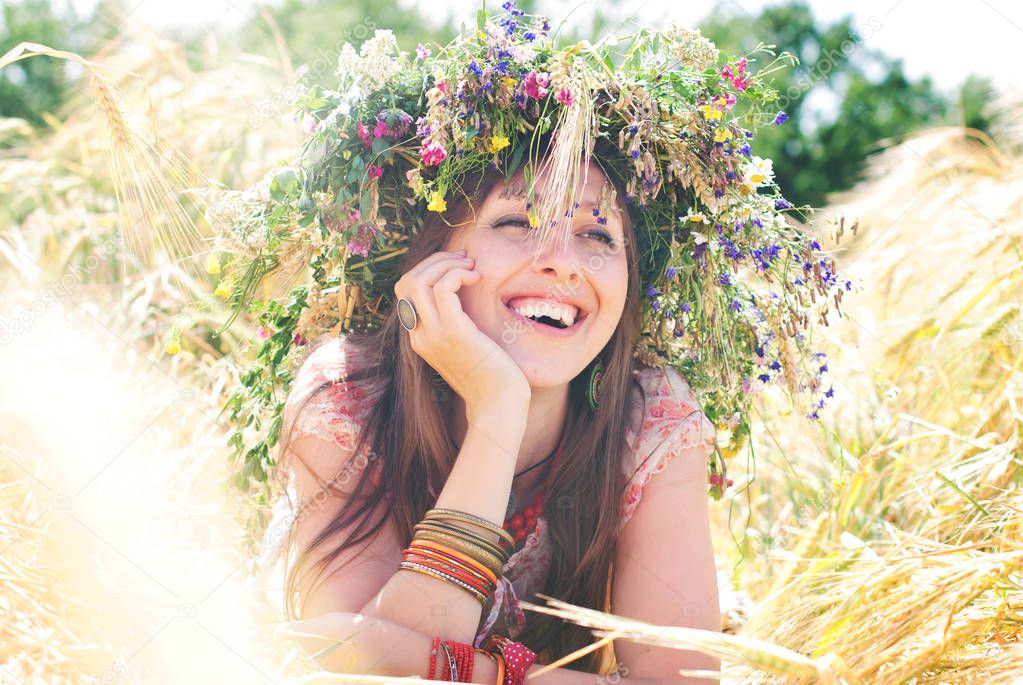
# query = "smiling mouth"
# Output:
<box><xmin>502</xmin><ymin>301</ymin><xmax>589</xmax><ymax>333</ymax></box>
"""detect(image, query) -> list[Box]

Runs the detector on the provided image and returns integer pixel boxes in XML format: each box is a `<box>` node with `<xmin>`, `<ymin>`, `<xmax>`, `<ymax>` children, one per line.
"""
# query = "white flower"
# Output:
<box><xmin>664</xmin><ymin>23</ymin><xmax>719</xmax><ymax>71</ymax></box>
<box><xmin>684</xmin><ymin>208</ymin><xmax>710</xmax><ymax>224</ymax></box>
<box><xmin>336</xmin><ymin>43</ymin><xmax>359</xmax><ymax>77</ymax></box>
<box><xmin>335</xmin><ymin>30</ymin><xmax>406</xmax><ymax>96</ymax></box>
<box><xmin>741</xmin><ymin>156</ymin><xmax>774</xmax><ymax>190</ymax></box>
<box><xmin>508</xmin><ymin>44</ymin><xmax>536</xmax><ymax>64</ymax></box>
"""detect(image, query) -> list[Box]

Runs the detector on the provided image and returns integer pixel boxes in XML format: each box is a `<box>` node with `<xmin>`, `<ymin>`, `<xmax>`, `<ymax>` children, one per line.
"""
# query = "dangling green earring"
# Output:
<box><xmin>587</xmin><ymin>359</ymin><xmax>604</xmax><ymax>412</ymax></box>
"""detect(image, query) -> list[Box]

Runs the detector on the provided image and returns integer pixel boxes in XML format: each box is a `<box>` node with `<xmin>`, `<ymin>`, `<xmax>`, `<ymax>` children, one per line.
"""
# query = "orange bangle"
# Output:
<box><xmin>408</xmin><ymin>541</ymin><xmax>498</xmax><ymax>584</ymax></box>
<box><xmin>402</xmin><ymin>552</ymin><xmax>493</xmax><ymax>595</ymax></box>
<box><xmin>404</xmin><ymin>549</ymin><xmax>495</xmax><ymax>592</ymax></box>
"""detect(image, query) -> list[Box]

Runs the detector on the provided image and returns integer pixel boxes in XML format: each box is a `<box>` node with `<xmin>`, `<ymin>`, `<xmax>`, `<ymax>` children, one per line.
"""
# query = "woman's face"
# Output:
<box><xmin>445</xmin><ymin>161</ymin><xmax>629</xmax><ymax>388</ymax></box>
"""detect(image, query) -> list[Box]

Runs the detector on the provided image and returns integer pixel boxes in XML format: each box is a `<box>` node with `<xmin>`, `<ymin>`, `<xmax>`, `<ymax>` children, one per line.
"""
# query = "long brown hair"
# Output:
<box><xmin>276</xmin><ymin>147</ymin><xmax>645</xmax><ymax>673</ymax></box>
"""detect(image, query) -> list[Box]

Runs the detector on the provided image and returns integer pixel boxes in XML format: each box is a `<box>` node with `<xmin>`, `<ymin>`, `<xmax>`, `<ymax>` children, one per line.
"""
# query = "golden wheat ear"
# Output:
<box><xmin>1</xmin><ymin>42</ymin><xmax>210</xmax><ymax>286</ymax></box>
<box><xmin>521</xmin><ymin>592</ymin><xmax>863</xmax><ymax>683</ymax></box>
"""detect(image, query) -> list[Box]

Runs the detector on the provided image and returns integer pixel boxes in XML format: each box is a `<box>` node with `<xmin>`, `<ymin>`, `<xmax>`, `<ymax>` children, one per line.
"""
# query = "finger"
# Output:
<box><xmin>397</xmin><ymin>261</ymin><xmax>473</xmax><ymax>332</ymax></box>
<box><xmin>399</xmin><ymin>282</ymin><xmax>440</xmax><ymax>336</ymax></box>
<box><xmin>418</xmin><ymin>255</ymin><xmax>475</xmax><ymax>288</ymax></box>
<box><xmin>394</xmin><ymin>255</ymin><xmax>470</xmax><ymax>304</ymax></box>
<box><xmin>433</xmin><ymin>267</ymin><xmax>482</xmax><ymax>325</ymax></box>
<box><xmin>403</xmin><ymin>250</ymin><xmax>468</xmax><ymax>281</ymax></box>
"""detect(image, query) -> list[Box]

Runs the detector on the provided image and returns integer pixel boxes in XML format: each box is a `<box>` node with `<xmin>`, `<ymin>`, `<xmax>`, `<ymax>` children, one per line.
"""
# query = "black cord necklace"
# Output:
<box><xmin>505</xmin><ymin>437</ymin><xmax>563</xmax><ymax>522</ymax></box>
<box><xmin>513</xmin><ymin>447</ymin><xmax>557</xmax><ymax>479</ymax></box>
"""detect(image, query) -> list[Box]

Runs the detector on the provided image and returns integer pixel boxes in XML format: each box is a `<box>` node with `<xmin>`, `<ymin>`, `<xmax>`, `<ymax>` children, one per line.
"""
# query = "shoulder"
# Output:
<box><xmin>279</xmin><ymin>334</ymin><xmax>386</xmax><ymax>484</ymax></box>
<box><xmin>619</xmin><ymin>364</ymin><xmax>716</xmax><ymax>532</ymax></box>
<box><xmin>623</xmin><ymin>364</ymin><xmax>715</xmax><ymax>462</ymax></box>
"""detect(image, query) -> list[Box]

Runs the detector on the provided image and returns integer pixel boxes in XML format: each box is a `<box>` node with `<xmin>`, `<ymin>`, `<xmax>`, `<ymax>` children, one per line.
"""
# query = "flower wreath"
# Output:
<box><xmin>204</xmin><ymin>2</ymin><xmax>849</xmax><ymax>504</ymax></box>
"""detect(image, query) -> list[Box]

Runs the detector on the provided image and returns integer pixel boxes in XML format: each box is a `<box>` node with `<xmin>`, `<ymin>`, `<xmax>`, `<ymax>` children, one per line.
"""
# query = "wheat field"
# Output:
<box><xmin>1</xmin><ymin>31</ymin><xmax>1021</xmax><ymax>685</ymax></box>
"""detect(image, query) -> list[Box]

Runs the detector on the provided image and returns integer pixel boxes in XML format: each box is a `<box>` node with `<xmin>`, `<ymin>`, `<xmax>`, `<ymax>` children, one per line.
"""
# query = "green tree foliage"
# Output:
<box><xmin>699</xmin><ymin>1</ymin><xmax>953</xmax><ymax>207</ymax></box>
<box><xmin>0</xmin><ymin>0</ymin><xmax>82</xmax><ymax>125</ymax></box>
<box><xmin>236</xmin><ymin>0</ymin><xmax>455</xmax><ymax>86</ymax></box>
<box><xmin>0</xmin><ymin>0</ymin><xmax>1000</xmax><ymax>209</ymax></box>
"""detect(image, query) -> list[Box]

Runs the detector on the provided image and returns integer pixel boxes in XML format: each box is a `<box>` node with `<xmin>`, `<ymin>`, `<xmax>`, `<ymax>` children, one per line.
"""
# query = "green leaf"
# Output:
<box><xmin>505</xmin><ymin>144</ymin><xmax>525</xmax><ymax>180</ymax></box>
<box><xmin>371</xmin><ymin>136</ymin><xmax>390</xmax><ymax>156</ymax></box>
<box><xmin>347</xmin><ymin>155</ymin><xmax>366</xmax><ymax>183</ymax></box>
<box><xmin>477</xmin><ymin>7</ymin><xmax>486</xmax><ymax>32</ymax></box>
<box><xmin>269</xmin><ymin>168</ymin><xmax>298</xmax><ymax>201</ymax></box>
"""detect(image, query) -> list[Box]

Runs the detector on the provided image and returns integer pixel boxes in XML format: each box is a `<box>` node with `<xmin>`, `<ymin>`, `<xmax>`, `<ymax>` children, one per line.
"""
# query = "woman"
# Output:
<box><xmin>213</xmin><ymin>5</ymin><xmax>839</xmax><ymax>681</ymax></box>
<box><xmin>273</xmin><ymin>156</ymin><xmax>721</xmax><ymax>681</ymax></box>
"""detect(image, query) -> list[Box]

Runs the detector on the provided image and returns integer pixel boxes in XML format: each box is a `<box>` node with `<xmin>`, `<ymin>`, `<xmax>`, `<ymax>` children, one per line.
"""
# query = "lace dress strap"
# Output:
<box><xmin>619</xmin><ymin>365</ymin><xmax>716</xmax><ymax>534</ymax></box>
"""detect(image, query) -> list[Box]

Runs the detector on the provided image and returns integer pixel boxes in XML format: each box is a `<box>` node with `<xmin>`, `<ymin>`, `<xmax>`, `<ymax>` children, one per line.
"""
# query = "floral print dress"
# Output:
<box><xmin>265</xmin><ymin>336</ymin><xmax>716</xmax><ymax>650</ymax></box>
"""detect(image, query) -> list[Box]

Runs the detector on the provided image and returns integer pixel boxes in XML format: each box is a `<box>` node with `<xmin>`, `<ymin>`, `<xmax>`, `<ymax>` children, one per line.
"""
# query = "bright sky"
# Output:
<box><xmin>72</xmin><ymin>0</ymin><xmax>1023</xmax><ymax>91</ymax></box>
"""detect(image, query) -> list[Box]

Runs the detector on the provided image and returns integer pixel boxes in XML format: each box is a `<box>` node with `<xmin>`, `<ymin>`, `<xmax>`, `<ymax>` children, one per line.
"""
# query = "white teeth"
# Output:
<box><xmin>510</xmin><ymin>301</ymin><xmax>578</xmax><ymax>327</ymax></box>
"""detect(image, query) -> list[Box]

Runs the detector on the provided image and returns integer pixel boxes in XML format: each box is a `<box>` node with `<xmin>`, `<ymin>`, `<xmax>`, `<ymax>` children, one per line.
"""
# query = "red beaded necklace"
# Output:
<box><xmin>501</xmin><ymin>431</ymin><xmax>566</xmax><ymax>550</ymax></box>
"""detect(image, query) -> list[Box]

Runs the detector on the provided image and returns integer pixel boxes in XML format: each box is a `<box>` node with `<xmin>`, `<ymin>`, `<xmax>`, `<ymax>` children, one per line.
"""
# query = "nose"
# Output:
<box><xmin>529</xmin><ymin>232</ymin><xmax>584</xmax><ymax>285</ymax></box>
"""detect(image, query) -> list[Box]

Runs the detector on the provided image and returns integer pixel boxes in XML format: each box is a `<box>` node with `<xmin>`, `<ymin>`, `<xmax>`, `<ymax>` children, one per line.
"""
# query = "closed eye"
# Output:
<box><xmin>495</xmin><ymin>216</ymin><xmax>616</xmax><ymax>246</ymax></box>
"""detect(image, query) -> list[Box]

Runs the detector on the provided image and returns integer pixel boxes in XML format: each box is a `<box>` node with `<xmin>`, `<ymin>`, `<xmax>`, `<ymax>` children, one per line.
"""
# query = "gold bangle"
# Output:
<box><xmin>411</xmin><ymin>529</ymin><xmax>504</xmax><ymax>573</ymax></box>
<box><xmin>413</xmin><ymin>520</ymin><xmax>509</xmax><ymax>562</ymax></box>
<box><xmin>398</xmin><ymin>561</ymin><xmax>488</xmax><ymax>604</ymax></box>
<box><xmin>425</xmin><ymin>508</ymin><xmax>515</xmax><ymax>547</ymax></box>
<box><xmin>411</xmin><ymin>523</ymin><xmax>508</xmax><ymax>572</ymax></box>
<box><xmin>416</xmin><ymin>518</ymin><xmax>507</xmax><ymax>556</ymax></box>
<box><xmin>411</xmin><ymin>530</ymin><xmax>505</xmax><ymax>576</ymax></box>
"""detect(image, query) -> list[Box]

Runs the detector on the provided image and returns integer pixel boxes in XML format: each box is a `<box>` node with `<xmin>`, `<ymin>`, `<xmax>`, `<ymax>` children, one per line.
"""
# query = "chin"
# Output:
<box><xmin>505</xmin><ymin>349</ymin><xmax>590</xmax><ymax>389</ymax></box>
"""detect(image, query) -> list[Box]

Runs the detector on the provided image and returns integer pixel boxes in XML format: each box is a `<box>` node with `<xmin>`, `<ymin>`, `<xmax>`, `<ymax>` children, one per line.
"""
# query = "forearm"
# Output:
<box><xmin>358</xmin><ymin>404</ymin><xmax>527</xmax><ymax>644</ymax></box>
<box><xmin>284</xmin><ymin>610</ymin><xmax>661</xmax><ymax>683</ymax></box>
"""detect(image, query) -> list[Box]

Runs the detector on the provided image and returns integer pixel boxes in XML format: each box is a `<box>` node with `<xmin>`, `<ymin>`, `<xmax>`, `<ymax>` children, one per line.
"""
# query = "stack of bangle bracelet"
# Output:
<box><xmin>409</xmin><ymin>510</ymin><xmax>536</xmax><ymax>683</ymax></box>
<box><xmin>427</xmin><ymin>635</ymin><xmax>536</xmax><ymax>684</ymax></box>
<box><xmin>399</xmin><ymin>508</ymin><xmax>514</xmax><ymax>605</ymax></box>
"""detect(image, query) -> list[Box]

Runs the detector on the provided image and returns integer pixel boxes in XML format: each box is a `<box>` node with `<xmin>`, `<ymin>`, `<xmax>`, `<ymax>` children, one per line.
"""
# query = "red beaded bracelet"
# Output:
<box><xmin>440</xmin><ymin>640</ymin><xmax>457</xmax><ymax>681</ymax></box>
<box><xmin>429</xmin><ymin>636</ymin><xmax>440</xmax><ymax>680</ymax></box>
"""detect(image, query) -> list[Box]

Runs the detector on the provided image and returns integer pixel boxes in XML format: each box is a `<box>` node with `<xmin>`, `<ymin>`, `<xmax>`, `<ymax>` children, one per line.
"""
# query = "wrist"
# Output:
<box><xmin>472</xmin><ymin>648</ymin><xmax>499</xmax><ymax>683</ymax></box>
<box><xmin>467</xmin><ymin>395</ymin><xmax>529</xmax><ymax>429</ymax></box>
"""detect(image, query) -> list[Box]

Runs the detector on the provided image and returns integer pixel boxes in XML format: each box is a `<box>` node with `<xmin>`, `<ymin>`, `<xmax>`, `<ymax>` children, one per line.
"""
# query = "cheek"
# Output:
<box><xmin>598</xmin><ymin>259</ymin><xmax>630</xmax><ymax>312</ymax></box>
<box><xmin>455</xmin><ymin>257</ymin><xmax>500</xmax><ymax>316</ymax></box>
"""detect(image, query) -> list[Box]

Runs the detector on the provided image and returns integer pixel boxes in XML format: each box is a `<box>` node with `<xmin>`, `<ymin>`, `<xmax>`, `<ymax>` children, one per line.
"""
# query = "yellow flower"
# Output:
<box><xmin>427</xmin><ymin>191</ymin><xmax>447</xmax><ymax>213</ymax></box>
<box><xmin>501</xmin><ymin>77</ymin><xmax>517</xmax><ymax>88</ymax></box>
<box><xmin>487</xmin><ymin>135</ymin><xmax>510</xmax><ymax>154</ymax></box>
<box><xmin>342</xmin><ymin>149</ymin><xmax>352</xmax><ymax>160</ymax></box>
<box><xmin>205</xmin><ymin>252</ymin><xmax>221</xmax><ymax>275</ymax></box>
<box><xmin>700</xmin><ymin>105</ymin><xmax>723</xmax><ymax>121</ymax></box>
<box><xmin>165</xmin><ymin>338</ymin><xmax>181</xmax><ymax>355</ymax></box>
<box><xmin>713</xmin><ymin>128</ymin><xmax>732</xmax><ymax>143</ymax></box>
<box><xmin>527</xmin><ymin>207</ymin><xmax>539</xmax><ymax>227</ymax></box>
<box><xmin>719</xmin><ymin>444</ymin><xmax>740</xmax><ymax>460</ymax></box>
<box><xmin>214</xmin><ymin>280</ymin><xmax>233</xmax><ymax>298</ymax></box>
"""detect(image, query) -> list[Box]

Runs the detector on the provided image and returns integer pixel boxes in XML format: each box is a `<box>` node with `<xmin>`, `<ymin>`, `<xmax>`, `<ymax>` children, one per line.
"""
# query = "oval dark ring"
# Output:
<box><xmin>397</xmin><ymin>297</ymin><xmax>418</xmax><ymax>331</ymax></box>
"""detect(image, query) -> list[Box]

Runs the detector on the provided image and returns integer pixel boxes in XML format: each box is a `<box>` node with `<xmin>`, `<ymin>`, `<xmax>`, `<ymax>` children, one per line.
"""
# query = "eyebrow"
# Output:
<box><xmin>497</xmin><ymin>180</ymin><xmax>528</xmax><ymax>199</ymax></box>
<box><xmin>494</xmin><ymin>191</ymin><xmax>613</xmax><ymax>212</ymax></box>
